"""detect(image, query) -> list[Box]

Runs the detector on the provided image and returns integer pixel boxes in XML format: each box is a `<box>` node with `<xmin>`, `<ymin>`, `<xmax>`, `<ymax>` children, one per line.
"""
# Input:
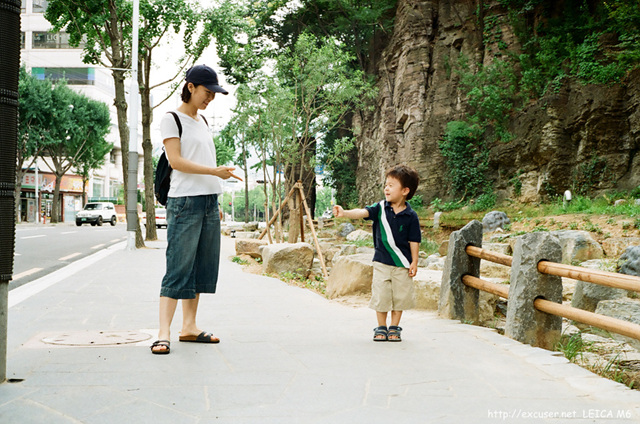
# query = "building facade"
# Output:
<box><xmin>19</xmin><ymin>0</ymin><xmax>142</xmax><ymax>223</ymax></box>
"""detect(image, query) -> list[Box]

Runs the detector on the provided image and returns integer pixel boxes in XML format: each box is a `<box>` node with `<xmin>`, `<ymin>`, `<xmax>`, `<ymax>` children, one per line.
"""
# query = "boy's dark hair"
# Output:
<box><xmin>181</xmin><ymin>82</ymin><xmax>200</xmax><ymax>103</ymax></box>
<box><xmin>386</xmin><ymin>164</ymin><xmax>420</xmax><ymax>200</ymax></box>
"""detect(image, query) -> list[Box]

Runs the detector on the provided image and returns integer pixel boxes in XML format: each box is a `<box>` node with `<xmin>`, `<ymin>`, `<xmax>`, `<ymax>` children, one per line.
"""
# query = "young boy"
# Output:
<box><xmin>333</xmin><ymin>165</ymin><xmax>421</xmax><ymax>342</ymax></box>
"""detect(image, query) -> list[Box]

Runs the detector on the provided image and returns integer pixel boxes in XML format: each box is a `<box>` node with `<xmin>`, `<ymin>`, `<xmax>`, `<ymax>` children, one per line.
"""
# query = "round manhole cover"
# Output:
<box><xmin>42</xmin><ymin>330</ymin><xmax>151</xmax><ymax>346</ymax></box>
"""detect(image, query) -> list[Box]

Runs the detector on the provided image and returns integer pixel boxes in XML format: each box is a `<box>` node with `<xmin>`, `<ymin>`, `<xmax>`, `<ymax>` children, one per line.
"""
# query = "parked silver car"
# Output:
<box><xmin>76</xmin><ymin>202</ymin><xmax>118</xmax><ymax>227</ymax></box>
<box><xmin>141</xmin><ymin>208</ymin><xmax>167</xmax><ymax>228</ymax></box>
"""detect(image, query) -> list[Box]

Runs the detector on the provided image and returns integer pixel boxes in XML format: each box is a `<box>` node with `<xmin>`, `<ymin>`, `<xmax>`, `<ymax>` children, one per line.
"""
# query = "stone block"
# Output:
<box><xmin>482</xmin><ymin>211</ymin><xmax>510</xmax><ymax>233</ymax></box>
<box><xmin>425</xmin><ymin>255</ymin><xmax>445</xmax><ymax>271</ymax></box>
<box><xmin>595</xmin><ymin>298</ymin><xmax>640</xmax><ymax>350</ymax></box>
<box><xmin>602</xmin><ymin>237</ymin><xmax>640</xmax><ymax>258</ymax></box>
<box><xmin>482</xmin><ymin>242</ymin><xmax>512</xmax><ymax>256</ymax></box>
<box><xmin>346</xmin><ymin>229</ymin><xmax>372</xmax><ymax>242</ymax></box>
<box><xmin>338</xmin><ymin>223</ymin><xmax>355</xmax><ymax>237</ymax></box>
<box><xmin>480</xmin><ymin>260</ymin><xmax>511</xmax><ymax>280</ymax></box>
<box><xmin>326</xmin><ymin>254</ymin><xmax>373</xmax><ymax>298</ymax></box>
<box><xmin>413</xmin><ymin>269</ymin><xmax>442</xmax><ymax>310</ymax></box>
<box><xmin>262</xmin><ymin>242</ymin><xmax>315</xmax><ymax>276</ymax></box>
<box><xmin>235</xmin><ymin>238</ymin><xmax>269</xmax><ymax>258</ymax></box>
<box><xmin>243</xmin><ymin>222</ymin><xmax>259</xmax><ymax>231</ymax></box>
<box><xmin>506</xmin><ymin>232</ymin><xmax>563</xmax><ymax>350</ymax></box>
<box><xmin>356</xmin><ymin>247</ymin><xmax>375</xmax><ymax>256</ymax></box>
<box><xmin>438</xmin><ymin>220</ymin><xmax>482</xmax><ymax>322</ymax></box>
<box><xmin>438</xmin><ymin>240</ymin><xmax>449</xmax><ymax>256</ymax></box>
<box><xmin>551</xmin><ymin>230</ymin><xmax>604</xmax><ymax>264</ymax></box>
<box><xmin>233</xmin><ymin>231</ymin><xmax>258</xmax><ymax>239</ymax></box>
<box><xmin>338</xmin><ymin>244</ymin><xmax>357</xmax><ymax>256</ymax></box>
<box><xmin>571</xmin><ymin>259</ymin><xmax>627</xmax><ymax>313</ymax></box>
<box><xmin>619</xmin><ymin>245</ymin><xmax>640</xmax><ymax>276</ymax></box>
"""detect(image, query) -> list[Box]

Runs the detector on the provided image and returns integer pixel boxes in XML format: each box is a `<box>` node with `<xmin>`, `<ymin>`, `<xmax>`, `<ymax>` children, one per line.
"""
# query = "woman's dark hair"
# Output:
<box><xmin>386</xmin><ymin>164</ymin><xmax>420</xmax><ymax>200</ymax></box>
<box><xmin>181</xmin><ymin>82</ymin><xmax>200</xmax><ymax>103</ymax></box>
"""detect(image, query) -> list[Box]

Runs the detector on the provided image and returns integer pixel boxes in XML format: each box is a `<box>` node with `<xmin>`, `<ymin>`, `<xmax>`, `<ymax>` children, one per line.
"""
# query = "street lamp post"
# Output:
<box><xmin>126</xmin><ymin>0</ymin><xmax>140</xmax><ymax>250</ymax></box>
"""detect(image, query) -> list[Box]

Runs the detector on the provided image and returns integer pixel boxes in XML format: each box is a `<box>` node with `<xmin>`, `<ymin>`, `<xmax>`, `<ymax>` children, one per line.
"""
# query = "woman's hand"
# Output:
<box><xmin>215</xmin><ymin>166</ymin><xmax>243</xmax><ymax>181</ymax></box>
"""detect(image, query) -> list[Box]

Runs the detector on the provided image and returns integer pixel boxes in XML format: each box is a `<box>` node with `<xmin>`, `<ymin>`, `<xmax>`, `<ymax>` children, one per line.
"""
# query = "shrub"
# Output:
<box><xmin>439</xmin><ymin>121</ymin><xmax>488</xmax><ymax>198</ymax></box>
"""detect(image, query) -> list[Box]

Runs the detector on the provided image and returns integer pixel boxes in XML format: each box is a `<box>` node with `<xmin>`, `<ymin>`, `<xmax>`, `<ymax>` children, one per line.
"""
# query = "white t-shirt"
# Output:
<box><xmin>160</xmin><ymin>111</ymin><xmax>222</xmax><ymax>197</ymax></box>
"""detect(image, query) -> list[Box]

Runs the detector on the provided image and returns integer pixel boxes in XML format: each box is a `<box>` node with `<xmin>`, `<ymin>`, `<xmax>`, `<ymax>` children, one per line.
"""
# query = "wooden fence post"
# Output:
<box><xmin>438</xmin><ymin>220</ymin><xmax>483</xmax><ymax>322</ymax></box>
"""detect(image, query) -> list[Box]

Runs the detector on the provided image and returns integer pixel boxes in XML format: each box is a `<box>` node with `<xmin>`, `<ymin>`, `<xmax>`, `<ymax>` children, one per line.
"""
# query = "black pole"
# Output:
<box><xmin>0</xmin><ymin>0</ymin><xmax>21</xmax><ymax>383</ymax></box>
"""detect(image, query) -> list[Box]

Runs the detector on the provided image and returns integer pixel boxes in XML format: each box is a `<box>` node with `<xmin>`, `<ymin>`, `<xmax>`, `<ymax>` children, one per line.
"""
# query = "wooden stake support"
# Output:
<box><xmin>258</xmin><ymin>181</ymin><xmax>329</xmax><ymax>278</ymax></box>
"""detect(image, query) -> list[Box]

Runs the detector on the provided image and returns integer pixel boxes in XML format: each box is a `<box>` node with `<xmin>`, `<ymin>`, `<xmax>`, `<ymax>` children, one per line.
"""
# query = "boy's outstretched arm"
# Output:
<box><xmin>333</xmin><ymin>205</ymin><xmax>369</xmax><ymax>220</ymax></box>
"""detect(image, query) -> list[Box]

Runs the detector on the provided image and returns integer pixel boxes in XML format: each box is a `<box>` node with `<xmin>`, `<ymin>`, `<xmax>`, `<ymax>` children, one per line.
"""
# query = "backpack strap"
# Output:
<box><xmin>167</xmin><ymin>111</ymin><xmax>182</xmax><ymax>138</ymax></box>
<box><xmin>200</xmin><ymin>114</ymin><xmax>209</xmax><ymax>127</ymax></box>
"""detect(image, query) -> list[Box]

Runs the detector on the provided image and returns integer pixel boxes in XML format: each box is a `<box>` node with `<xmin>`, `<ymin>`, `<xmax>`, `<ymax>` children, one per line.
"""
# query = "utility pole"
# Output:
<box><xmin>126</xmin><ymin>0</ymin><xmax>140</xmax><ymax>250</ymax></box>
<box><xmin>0</xmin><ymin>0</ymin><xmax>21</xmax><ymax>382</ymax></box>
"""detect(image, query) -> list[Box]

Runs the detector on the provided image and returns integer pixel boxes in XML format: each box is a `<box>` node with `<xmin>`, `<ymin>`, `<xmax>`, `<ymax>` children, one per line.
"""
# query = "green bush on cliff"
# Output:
<box><xmin>439</xmin><ymin>121</ymin><xmax>488</xmax><ymax>199</ymax></box>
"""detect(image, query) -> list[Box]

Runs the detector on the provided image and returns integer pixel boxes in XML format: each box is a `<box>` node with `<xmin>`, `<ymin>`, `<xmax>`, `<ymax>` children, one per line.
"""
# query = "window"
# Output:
<box><xmin>109</xmin><ymin>151</ymin><xmax>116</xmax><ymax>164</ymax></box>
<box><xmin>31</xmin><ymin>68</ymin><xmax>95</xmax><ymax>86</ymax></box>
<box><xmin>92</xmin><ymin>179</ymin><xmax>103</xmax><ymax>198</ymax></box>
<box><xmin>32</xmin><ymin>0</ymin><xmax>48</xmax><ymax>13</ymax></box>
<box><xmin>32</xmin><ymin>31</ymin><xmax>82</xmax><ymax>49</ymax></box>
<box><xmin>20</xmin><ymin>32</ymin><xmax>25</xmax><ymax>49</ymax></box>
<box><xmin>21</xmin><ymin>0</ymin><xmax>26</xmax><ymax>12</ymax></box>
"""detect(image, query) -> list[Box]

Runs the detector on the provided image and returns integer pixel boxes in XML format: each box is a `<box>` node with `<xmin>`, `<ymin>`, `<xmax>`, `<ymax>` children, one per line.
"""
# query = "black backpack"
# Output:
<box><xmin>154</xmin><ymin>112</ymin><xmax>209</xmax><ymax>206</ymax></box>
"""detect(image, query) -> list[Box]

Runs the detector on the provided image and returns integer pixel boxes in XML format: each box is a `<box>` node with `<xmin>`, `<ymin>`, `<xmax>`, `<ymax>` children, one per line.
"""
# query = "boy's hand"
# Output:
<box><xmin>333</xmin><ymin>205</ymin><xmax>344</xmax><ymax>217</ymax></box>
<box><xmin>408</xmin><ymin>263</ymin><xmax>417</xmax><ymax>278</ymax></box>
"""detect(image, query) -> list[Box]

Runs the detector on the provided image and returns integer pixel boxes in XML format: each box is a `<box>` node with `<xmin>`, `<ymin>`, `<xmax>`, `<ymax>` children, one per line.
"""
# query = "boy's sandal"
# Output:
<box><xmin>373</xmin><ymin>326</ymin><xmax>388</xmax><ymax>342</ymax></box>
<box><xmin>388</xmin><ymin>326</ymin><xmax>402</xmax><ymax>342</ymax></box>
<box><xmin>150</xmin><ymin>339</ymin><xmax>170</xmax><ymax>354</ymax></box>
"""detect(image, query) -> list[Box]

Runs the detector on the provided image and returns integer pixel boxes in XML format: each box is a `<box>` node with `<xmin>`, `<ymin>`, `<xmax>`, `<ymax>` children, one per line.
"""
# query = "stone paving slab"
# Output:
<box><xmin>1</xmin><ymin>236</ymin><xmax>640</xmax><ymax>423</ymax></box>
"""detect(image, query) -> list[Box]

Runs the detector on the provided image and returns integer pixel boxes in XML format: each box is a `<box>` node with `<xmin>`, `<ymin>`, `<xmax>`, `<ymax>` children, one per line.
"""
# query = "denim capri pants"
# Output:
<box><xmin>161</xmin><ymin>194</ymin><xmax>220</xmax><ymax>299</ymax></box>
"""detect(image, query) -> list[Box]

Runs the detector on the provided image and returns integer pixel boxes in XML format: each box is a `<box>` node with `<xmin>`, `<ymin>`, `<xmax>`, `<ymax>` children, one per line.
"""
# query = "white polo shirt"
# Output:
<box><xmin>160</xmin><ymin>111</ymin><xmax>222</xmax><ymax>197</ymax></box>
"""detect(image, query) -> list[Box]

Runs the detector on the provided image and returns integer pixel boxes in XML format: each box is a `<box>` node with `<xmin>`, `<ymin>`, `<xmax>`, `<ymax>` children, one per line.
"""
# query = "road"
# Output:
<box><xmin>10</xmin><ymin>223</ymin><xmax>161</xmax><ymax>289</ymax></box>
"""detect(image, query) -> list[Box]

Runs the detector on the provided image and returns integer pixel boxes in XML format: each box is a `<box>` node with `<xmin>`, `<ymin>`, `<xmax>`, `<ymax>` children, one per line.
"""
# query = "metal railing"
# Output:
<box><xmin>464</xmin><ymin>245</ymin><xmax>640</xmax><ymax>341</ymax></box>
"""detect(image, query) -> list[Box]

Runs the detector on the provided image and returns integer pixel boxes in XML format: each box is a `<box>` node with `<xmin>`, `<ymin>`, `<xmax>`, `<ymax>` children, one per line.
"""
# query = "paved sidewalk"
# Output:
<box><xmin>2</xmin><ymin>235</ymin><xmax>640</xmax><ymax>423</ymax></box>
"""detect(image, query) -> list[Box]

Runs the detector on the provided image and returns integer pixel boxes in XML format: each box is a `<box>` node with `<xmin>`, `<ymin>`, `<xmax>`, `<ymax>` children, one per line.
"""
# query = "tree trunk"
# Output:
<box><xmin>112</xmin><ymin>70</ymin><xmax>144</xmax><ymax>248</ymax></box>
<box><xmin>52</xmin><ymin>173</ymin><xmax>63</xmax><ymax>223</ymax></box>
<box><xmin>140</xmin><ymin>56</ymin><xmax>157</xmax><ymax>241</ymax></box>
<box><xmin>242</xmin><ymin>139</ymin><xmax>249</xmax><ymax>223</ymax></box>
<box><xmin>287</xmin><ymin>194</ymin><xmax>300</xmax><ymax>243</ymax></box>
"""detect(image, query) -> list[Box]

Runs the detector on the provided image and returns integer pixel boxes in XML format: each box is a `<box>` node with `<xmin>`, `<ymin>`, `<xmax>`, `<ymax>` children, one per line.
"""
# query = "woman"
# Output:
<box><xmin>151</xmin><ymin>65</ymin><xmax>241</xmax><ymax>355</ymax></box>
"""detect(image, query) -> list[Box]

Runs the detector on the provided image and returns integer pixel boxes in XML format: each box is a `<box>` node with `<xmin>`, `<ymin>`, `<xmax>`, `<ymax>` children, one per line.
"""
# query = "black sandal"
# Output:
<box><xmin>150</xmin><ymin>339</ymin><xmax>170</xmax><ymax>354</ymax></box>
<box><xmin>373</xmin><ymin>326</ymin><xmax>388</xmax><ymax>342</ymax></box>
<box><xmin>388</xmin><ymin>326</ymin><xmax>402</xmax><ymax>342</ymax></box>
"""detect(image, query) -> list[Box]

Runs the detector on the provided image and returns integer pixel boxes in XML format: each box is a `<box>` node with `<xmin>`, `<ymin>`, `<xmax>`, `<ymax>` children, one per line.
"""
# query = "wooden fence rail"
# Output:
<box><xmin>463</xmin><ymin>244</ymin><xmax>640</xmax><ymax>344</ymax></box>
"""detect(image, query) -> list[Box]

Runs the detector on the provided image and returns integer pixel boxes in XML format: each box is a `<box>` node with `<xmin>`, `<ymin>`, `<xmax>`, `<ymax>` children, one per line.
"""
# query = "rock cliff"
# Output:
<box><xmin>356</xmin><ymin>0</ymin><xmax>640</xmax><ymax>204</ymax></box>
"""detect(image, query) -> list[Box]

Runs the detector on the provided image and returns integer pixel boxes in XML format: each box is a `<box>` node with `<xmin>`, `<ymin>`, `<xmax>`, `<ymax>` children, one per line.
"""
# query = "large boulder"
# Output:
<box><xmin>337</xmin><ymin>244</ymin><xmax>357</xmax><ymax>256</ymax></box>
<box><xmin>571</xmin><ymin>259</ymin><xmax>627</xmax><ymax>313</ymax></box>
<box><xmin>595</xmin><ymin>298</ymin><xmax>640</xmax><ymax>350</ymax></box>
<box><xmin>243</xmin><ymin>222</ymin><xmax>259</xmax><ymax>231</ymax></box>
<box><xmin>346</xmin><ymin>229</ymin><xmax>372</xmax><ymax>242</ymax></box>
<box><xmin>338</xmin><ymin>223</ymin><xmax>355</xmax><ymax>237</ymax></box>
<box><xmin>232</xmin><ymin>231</ymin><xmax>259</xmax><ymax>239</ymax></box>
<box><xmin>481</xmin><ymin>242</ymin><xmax>512</xmax><ymax>256</ymax></box>
<box><xmin>326</xmin><ymin>254</ymin><xmax>373</xmax><ymax>298</ymax></box>
<box><xmin>235</xmin><ymin>238</ymin><xmax>269</xmax><ymax>258</ymax></box>
<box><xmin>316</xmin><ymin>242</ymin><xmax>341</xmax><ymax>267</ymax></box>
<box><xmin>602</xmin><ymin>237</ymin><xmax>640</xmax><ymax>258</ymax></box>
<box><xmin>551</xmin><ymin>230</ymin><xmax>604</xmax><ymax>264</ymax></box>
<box><xmin>482</xmin><ymin>211</ymin><xmax>510</xmax><ymax>233</ymax></box>
<box><xmin>262</xmin><ymin>242</ymin><xmax>315</xmax><ymax>276</ymax></box>
<box><xmin>619</xmin><ymin>245</ymin><xmax>640</xmax><ymax>276</ymax></box>
<box><xmin>413</xmin><ymin>269</ymin><xmax>442</xmax><ymax>310</ymax></box>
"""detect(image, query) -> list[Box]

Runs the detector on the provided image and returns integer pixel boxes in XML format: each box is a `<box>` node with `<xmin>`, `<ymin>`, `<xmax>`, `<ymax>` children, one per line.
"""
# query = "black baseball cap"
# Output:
<box><xmin>185</xmin><ymin>64</ymin><xmax>229</xmax><ymax>95</ymax></box>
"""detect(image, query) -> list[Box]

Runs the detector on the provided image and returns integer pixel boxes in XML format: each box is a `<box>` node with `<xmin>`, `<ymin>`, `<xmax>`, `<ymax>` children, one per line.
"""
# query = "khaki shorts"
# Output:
<box><xmin>369</xmin><ymin>262</ymin><xmax>415</xmax><ymax>312</ymax></box>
